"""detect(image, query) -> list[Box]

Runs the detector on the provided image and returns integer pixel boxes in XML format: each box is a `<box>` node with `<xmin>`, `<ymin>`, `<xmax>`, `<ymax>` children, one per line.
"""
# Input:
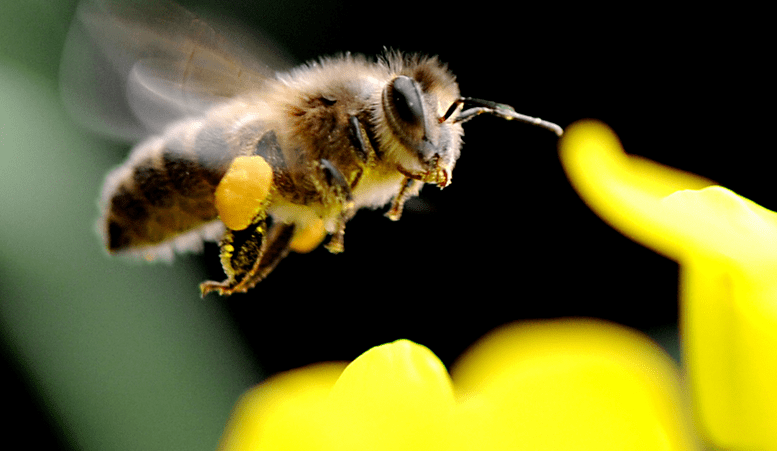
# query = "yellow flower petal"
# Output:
<box><xmin>327</xmin><ymin>339</ymin><xmax>456</xmax><ymax>451</ymax></box>
<box><xmin>452</xmin><ymin>319</ymin><xmax>697</xmax><ymax>451</ymax></box>
<box><xmin>559</xmin><ymin>120</ymin><xmax>715</xmax><ymax>260</ymax></box>
<box><xmin>559</xmin><ymin>120</ymin><xmax>777</xmax><ymax>449</ymax></box>
<box><xmin>682</xmin><ymin>258</ymin><xmax>777</xmax><ymax>449</ymax></box>
<box><xmin>217</xmin><ymin>362</ymin><xmax>347</xmax><ymax>451</ymax></box>
<box><xmin>218</xmin><ymin>326</ymin><xmax>695</xmax><ymax>450</ymax></box>
<box><xmin>663</xmin><ymin>187</ymin><xmax>777</xmax><ymax>269</ymax></box>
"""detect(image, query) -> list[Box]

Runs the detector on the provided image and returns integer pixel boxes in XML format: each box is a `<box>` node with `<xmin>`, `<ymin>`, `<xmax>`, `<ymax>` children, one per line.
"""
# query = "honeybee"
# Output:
<box><xmin>62</xmin><ymin>0</ymin><xmax>562</xmax><ymax>296</ymax></box>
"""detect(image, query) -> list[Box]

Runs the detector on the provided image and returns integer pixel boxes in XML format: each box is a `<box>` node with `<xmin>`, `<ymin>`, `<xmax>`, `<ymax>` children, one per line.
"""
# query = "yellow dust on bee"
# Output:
<box><xmin>215</xmin><ymin>156</ymin><xmax>273</xmax><ymax>231</ymax></box>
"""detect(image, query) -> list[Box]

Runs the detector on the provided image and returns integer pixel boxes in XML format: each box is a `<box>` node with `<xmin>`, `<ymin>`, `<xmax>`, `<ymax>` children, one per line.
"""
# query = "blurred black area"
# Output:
<box><xmin>1</xmin><ymin>1</ymin><xmax>769</xmax><ymax>450</ymax></box>
<box><xmin>191</xmin><ymin>0</ymin><xmax>770</xmax><ymax>372</ymax></box>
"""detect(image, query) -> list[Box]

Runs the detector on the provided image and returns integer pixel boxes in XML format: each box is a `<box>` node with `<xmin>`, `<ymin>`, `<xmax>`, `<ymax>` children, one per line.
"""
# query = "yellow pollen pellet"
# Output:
<box><xmin>215</xmin><ymin>156</ymin><xmax>273</xmax><ymax>231</ymax></box>
<box><xmin>289</xmin><ymin>217</ymin><xmax>327</xmax><ymax>253</ymax></box>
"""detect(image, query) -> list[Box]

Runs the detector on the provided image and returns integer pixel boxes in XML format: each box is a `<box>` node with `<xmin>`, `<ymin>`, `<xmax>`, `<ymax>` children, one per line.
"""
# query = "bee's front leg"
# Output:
<box><xmin>386</xmin><ymin>178</ymin><xmax>421</xmax><ymax>221</ymax></box>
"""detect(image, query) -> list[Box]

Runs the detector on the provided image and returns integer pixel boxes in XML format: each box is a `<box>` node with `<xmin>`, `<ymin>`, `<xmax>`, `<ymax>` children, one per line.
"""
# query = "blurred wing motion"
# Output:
<box><xmin>60</xmin><ymin>0</ymin><xmax>288</xmax><ymax>140</ymax></box>
<box><xmin>60</xmin><ymin>0</ymin><xmax>294</xmax><ymax>265</ymax></box>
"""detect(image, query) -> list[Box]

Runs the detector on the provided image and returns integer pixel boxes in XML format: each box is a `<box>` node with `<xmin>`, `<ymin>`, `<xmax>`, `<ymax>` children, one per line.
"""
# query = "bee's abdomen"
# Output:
<box><xmin>103</xmin><ymin>138</ymin><xmax>230</xmax><ymax>253</ymax></box>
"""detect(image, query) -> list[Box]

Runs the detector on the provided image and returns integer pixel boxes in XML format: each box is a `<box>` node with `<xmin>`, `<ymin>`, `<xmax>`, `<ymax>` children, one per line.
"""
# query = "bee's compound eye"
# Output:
<box><xmin>388</xmin><ymin>75</ymin><xmax>425</xmax><ymax>127</ymax></box>
<box><xmin>215</xmin><ymin>156</ymin><xmax>273</xmax><ymax>231</ymax></box>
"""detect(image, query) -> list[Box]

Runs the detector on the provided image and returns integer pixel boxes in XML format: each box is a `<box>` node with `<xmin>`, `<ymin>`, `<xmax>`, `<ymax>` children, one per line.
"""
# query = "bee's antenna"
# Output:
<box><xmin>442</xmin><ymin>97</ymin><xmax>563</xmax><ymax>136</ymax></box>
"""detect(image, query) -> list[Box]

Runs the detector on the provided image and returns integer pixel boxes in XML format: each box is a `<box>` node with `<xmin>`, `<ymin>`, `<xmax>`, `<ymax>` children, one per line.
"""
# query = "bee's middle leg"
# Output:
<box><xmin>318</xmin><ymin>159</ymin><xmax>354</xmax><ymax>253</ymax></box>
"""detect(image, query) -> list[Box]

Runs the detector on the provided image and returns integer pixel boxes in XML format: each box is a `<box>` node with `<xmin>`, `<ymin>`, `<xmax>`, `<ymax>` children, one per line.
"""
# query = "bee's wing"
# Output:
<box><xmin>60</xmin><ymin>0</ymin><xmax>290</xmax><ymax>141</ymax></box>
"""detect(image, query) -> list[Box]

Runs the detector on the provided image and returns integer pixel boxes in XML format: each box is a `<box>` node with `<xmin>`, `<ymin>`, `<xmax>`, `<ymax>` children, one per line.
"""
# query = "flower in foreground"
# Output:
<box><xmin>559</xmin><ymin>120</ymin><xmax>777</xmax><ymax>450</ymax></box>
<box><xmin>218</xmin><ymin>319</ymin><xmax>696</xmax><ymax>450</ymax></box>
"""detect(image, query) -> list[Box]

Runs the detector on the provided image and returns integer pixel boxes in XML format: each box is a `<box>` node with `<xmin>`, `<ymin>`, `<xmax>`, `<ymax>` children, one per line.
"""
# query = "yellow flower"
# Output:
<box><xmin>217</xmin><ymin>319</ymin><xmax>695</xmax><ymax>450</ymax></box>
<box><xmin>559</xmin><ymin>120</ymin><xmax>777</xmax><ymax>450</ymax></box>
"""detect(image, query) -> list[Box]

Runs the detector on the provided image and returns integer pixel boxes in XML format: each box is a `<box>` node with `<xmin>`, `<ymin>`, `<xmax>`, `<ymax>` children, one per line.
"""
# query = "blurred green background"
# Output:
<box><xmin>1</xmin><ymin>1</ymin><xmax>768</xmax><ymax>450</ymax></box>
<box><xmin>1</xmin><ymin>1</ymin><xmax>262</xmax><ymax>449</ymax></box>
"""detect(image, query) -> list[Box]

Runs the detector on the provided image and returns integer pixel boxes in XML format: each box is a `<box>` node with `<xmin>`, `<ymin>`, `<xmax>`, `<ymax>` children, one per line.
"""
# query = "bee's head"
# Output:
<box><xmin>373</xmin><ymin>55</ymin><xmax>563</xmax><ymax>188</ymax></box>
<box><xmin>374</xmin><ymin>57</ymin><xmax>464</xmax><ymax>188</ymax></box>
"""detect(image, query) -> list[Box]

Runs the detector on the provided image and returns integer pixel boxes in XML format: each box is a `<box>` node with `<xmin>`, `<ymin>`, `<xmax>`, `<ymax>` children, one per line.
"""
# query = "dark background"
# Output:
<box><xmin>1</xmin><ymin>1</ymin><xmax>768</xmax><ymax>450</ymax></box>
<box><xmin>201</xmin><ymin>0</ymin><xmax>771</xmax><ymax>370</ymax></box>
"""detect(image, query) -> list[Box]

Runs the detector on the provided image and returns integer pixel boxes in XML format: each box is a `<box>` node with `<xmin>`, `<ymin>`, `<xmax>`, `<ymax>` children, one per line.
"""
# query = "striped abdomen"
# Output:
<box><xmin>101</xmin><ymin>116</ymin><xmax>260</xmax><ymax>254</ymax></box>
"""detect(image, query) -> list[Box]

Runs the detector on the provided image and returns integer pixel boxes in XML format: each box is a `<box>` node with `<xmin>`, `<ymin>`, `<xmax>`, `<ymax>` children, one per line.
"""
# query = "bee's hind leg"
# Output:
<box><xmin>238</xmin><ymin>222</ymin><xmax>296</xmax><ymax>290</ymax></box>
<box><xmin>199</xmin><ymin>215</ymin><xmax>295</xmax><ymax>297</ymax></box>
